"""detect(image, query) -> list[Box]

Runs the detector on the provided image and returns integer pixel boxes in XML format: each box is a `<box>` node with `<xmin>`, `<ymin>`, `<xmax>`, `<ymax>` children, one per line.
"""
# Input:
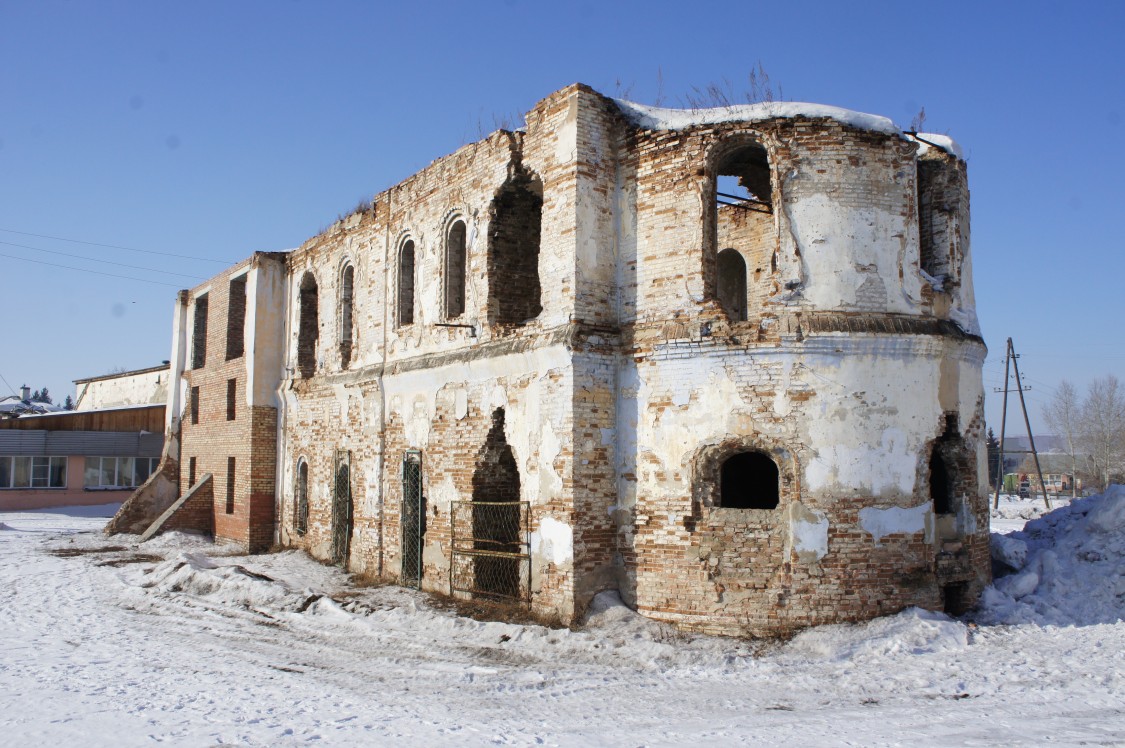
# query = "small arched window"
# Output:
<box><xmin>339</xmin><ymin>264</ymin><xmax>354</xmax><ymax>368</ymax></box>
<box><xmin>297</xmin><ymin>273</ymin><xmax>319</xmax><ymax>378</ymax></box>
<box><xmin>398</xmin><ymin>240</ymin><xmax>415</xmax><ymax>326</ymax></box>
<box><xmin>295</xmin><ymin>459</ymin><xmax>309</xmax><ymax>535</ymax></box>
<box><xmin>445</xmin><ymin>220</ymin><xmax>467</xmax><ymax>319</ymax></box>
<box><xmin>717</xmin><ymin>248</ymin><xmax>748</xmax><ymax>322</ymax></box>
<box><xmin>719</xmin><ymin>451</ymin><xmax>779</xmax><ymax>509</ymax></box>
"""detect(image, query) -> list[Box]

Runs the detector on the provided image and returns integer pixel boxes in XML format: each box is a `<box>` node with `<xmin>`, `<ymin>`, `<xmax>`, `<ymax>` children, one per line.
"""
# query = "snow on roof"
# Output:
<box><xmin>613</xmin><ymin>98</ymin><xmax>900</xmax><ymax>135</ymax></box>
<box><xmin>612</xmin><ymin>99</ymin><xmax>967</xmax><ymax>160</ymax></box>
<box><xmin>912</xmin><ymin>132</ymin><xmax>964</xmax><ymax>159</ymax></box>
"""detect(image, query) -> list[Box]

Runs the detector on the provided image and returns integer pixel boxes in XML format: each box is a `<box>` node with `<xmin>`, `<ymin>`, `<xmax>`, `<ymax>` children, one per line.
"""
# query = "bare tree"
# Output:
<box><xmin>1077</xmin><ymin>375</ymin><xmax>1125</xmax><ymax>492</ymax></box>
<box><xmin>1043</xmin><ymin>380</ymin><xmax>1081</xmax><ymax>497</ymax></box>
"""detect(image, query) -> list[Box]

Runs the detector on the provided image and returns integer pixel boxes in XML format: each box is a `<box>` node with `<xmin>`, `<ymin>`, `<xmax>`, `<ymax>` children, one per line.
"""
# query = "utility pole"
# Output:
<box><xmin>992</xmin><ymin>338</ymin><xmax>1051</xmax><ymax>511</ymax></box>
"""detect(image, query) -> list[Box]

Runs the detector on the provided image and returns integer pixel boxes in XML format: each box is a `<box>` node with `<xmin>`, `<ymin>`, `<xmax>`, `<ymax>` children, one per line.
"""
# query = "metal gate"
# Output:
<box><xmin>401</xmin><ymin>450</ymin><xmax>424</xmax><ymax>588</ymax></box>
<box><xmin>331</xmin><ymin>451</ymin><xmax>352</xmax><ymax>566</ymax></box>
<box><xmin>450</xmin><ymin>501</ymin><xmax>530</xmax><ymax>602</ymax></box>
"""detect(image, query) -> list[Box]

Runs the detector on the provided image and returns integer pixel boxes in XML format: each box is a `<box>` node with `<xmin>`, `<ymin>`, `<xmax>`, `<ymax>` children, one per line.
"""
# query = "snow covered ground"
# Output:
<box><xmin>1</xmin><ymin>494</ymin><xmax>1123</xmax><ymax>746</ymax></box>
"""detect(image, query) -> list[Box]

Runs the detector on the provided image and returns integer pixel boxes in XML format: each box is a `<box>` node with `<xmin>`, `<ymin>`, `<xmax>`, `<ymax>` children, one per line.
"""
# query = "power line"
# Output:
<box><xmin>0</xmin><ymin>227</ymin><xmax>234</xmax><ymax>264</ymax></box>
<box><xmin>0</xmin><ymin>240</ymin><xmax>207</xmax><ymax>281</ymax></box>
<box><xmin>0</xmin><ymin>253</ymin><xmax>184</xmax><ymax>287</ymax></box>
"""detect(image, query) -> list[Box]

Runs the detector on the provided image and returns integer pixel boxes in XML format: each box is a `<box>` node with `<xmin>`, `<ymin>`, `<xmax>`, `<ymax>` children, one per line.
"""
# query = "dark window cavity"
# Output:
<box><xmin>226</xmin><ymin>378</ymin><xmax>236</xmax><ymax>421</ymax></box>
<box><xmin>445</xmin><ymin>220</ymin><xmax>467</xmax><ymax>319</ymax></box>
<box><xmin>487</xmin><ymin>167</ymin><xmax>543</xmax><ymax>327</ymax></box>
<box><xmin>190</xmin><ymin>386</ymin><xmax>200</xmax><ymax>425</ymax></box>
<box><xmin>717</xmin><ymin>248</ymin><xmax>748</xmax><ymax>322</ymax></box>
<box><xmin>226</xmin><ymin>274</ymin><xmax>247</xmax><ymax>360</ymax></box>
<box><xmin>226</xmin><ymin>456</ymin><xmax>236</xmax><ymax>514</ymax></box>
<box><xmin>296</xmin><ymin>459</ymin><xmax>309</xmax><ymax>535</ymax></box>
<box><xmin>719</xmin><ymin>451</ymin><xmax>780</xmax><ymax>509</ymax></box>
<box><xmin>191</xmin><ymin>293</ymin><xmax>209</xmax><ymax>369</ymax></box>
<box><xmin>398</xmin><ymin>240</ymin><xmax>415</xmax><ymax>326</ymax></box>
<box><xmin>339</xmin><ymin>264</ymin><xmax>354</xmax><ymax>368</ymax></box>
<box><xmin>297</xmin><ymin>272</ymin><xmax>319</xmax><ymax>378</ymax></box>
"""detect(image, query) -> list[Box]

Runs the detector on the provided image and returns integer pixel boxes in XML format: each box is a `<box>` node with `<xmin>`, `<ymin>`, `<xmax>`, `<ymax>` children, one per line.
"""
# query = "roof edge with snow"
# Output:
<box><xmin>611</xmin><ymin>98</ymin><xmax>963</xmax><ymax>158</ymax></box>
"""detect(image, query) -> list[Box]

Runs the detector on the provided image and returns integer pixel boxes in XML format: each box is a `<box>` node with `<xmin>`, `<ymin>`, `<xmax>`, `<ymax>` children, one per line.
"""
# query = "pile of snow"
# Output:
<box><xmin>977</xmin><ymin>485</ymin><xmax>1125</xmax><ymax>626</ymax></box>
<box><xmin>784</xmin><ymin>607</ymin><xmax>967</xmax><ymax>662</ymax></box>
<box><xmin>122</xmin><ymin>551</ymin><xmax>323</xmax><ymax>614</ymax></box>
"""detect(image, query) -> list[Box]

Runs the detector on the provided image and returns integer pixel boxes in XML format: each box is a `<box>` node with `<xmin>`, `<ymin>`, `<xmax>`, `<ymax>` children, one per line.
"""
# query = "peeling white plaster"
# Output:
<box><xmin>859</xmin><ymin>503</ymin><xmax>932</xmax><ymax>546</ymax></box>
<box><xmin>454</xmin><ymin>387</ymin><xmax>468</xmax><ymax>420</ymax></box>
<box><xmin>790</xmin><ymin>504</ymin><xmax>829</xmax><ymax>561</ymax></box>
<box><xmin>532</xmin><ymin>516</ymin><xmax>573</xmax><ymax>566</ymax></box>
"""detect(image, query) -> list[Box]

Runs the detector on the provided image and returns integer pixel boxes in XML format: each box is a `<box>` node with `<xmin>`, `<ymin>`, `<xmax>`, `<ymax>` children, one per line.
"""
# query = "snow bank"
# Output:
<box><xmin>784</xmin><ymin>607</ymin><xmax>967</xmax><ymax>662</ymax></box>
<box><xmin>125</xmin><ymin>551</ymin><xmax>322</xmax><ymax>613</ymax></box>
<box><xmin>976</xmin><ymin>486</ymin><xmax>1125</xmax><ymax>626</ymax></box>
<box><xmin>613</xmin><ymin>98</ymin><xmax>899</xmax><ymax>135</ymax></box>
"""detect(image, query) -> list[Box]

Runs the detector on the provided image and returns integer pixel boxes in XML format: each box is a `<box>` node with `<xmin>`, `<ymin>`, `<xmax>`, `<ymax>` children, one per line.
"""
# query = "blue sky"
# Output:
<box><xmin>1</xmin><ymin>0</ymin><xmax>1122</xmax><ymax>432</ymax></box>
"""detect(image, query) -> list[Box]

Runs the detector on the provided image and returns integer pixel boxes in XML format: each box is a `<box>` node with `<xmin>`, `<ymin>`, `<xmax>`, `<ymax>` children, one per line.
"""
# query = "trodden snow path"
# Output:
<box><xmin>0</xmin><ymin>503</ymin><xmax>1123</xmax><ymax>746</ymax></box>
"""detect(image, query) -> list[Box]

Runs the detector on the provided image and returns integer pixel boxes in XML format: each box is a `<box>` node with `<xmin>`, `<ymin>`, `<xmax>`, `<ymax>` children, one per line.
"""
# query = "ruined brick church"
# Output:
<box><xmin>110</xmin><ymin>83</ymin><xmax>990</xmax><ymax>636</ymax></box>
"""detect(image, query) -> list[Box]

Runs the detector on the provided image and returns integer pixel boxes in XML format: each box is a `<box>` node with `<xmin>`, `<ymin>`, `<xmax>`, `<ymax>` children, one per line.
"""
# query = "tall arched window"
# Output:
<box><xmin>398</xmin><ymin>240</ymin><xmax>415</xmax><ymax>326</ymax></box>
<box><xmin>445</xmin><ymin>220</ymin><xmax>467</xmax><ymax>319</ymax></box>
<box><xmin>339</xmin><ymin>264</ymin><xmax>354</xmax><ymax>368</ymax></box>
<box><xmin>710</xmin><ymin>140</ymin><xmax>773</xmax><ymax>320</ymax></box>
<box><xmin>295</xmin><ymin>459</ymin><xmax>309</xmax><ymax>535</ymax></box>
<box><xmin>487</xmin><ymin>167</ymin><xmax>543</xmax><ymax>326</ymax></box>
<box><xmin>297</xmin><ymin>273</ymin><xmax>318</xmax><ymax>378</ymax></box>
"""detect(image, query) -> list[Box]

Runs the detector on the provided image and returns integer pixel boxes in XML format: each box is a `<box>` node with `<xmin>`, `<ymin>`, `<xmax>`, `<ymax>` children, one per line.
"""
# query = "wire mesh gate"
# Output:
<box><xmin>450</xmin><ymin>501</ymin><xmax>530</xmax><ymax>602</ymax></box>
<box><xmin>401</xmin><ymin>450</ymin><xmax>424</xmax><ymax>588</ymax></box>
<box><xmin>331</xmin><ymin>451</ymin><xmax>352</xmax><ymax>566</ymax></box>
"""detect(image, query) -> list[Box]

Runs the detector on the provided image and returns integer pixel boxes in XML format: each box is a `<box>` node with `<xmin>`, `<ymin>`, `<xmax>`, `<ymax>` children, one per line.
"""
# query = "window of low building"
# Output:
<box><xmin>83</xmin><ymin>456</ymin><xmax>159</xmax><ymax>490</ymax></box>
<box><xmin>0</xmin><ymin>456</ymin><xmax>67</xmax><ymax>489</ymax></box>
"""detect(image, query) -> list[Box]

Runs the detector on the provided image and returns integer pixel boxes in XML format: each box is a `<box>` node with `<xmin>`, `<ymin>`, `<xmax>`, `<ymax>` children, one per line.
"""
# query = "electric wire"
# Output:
<box><xmin>0</xmin><ymin>253</ymin><xmax>183</xmax><ymax>287</ymax></box>
<box><xmin>0</xmin><ymin>240</ymin><xmax>207</xmax><ymax>280</ymax></box>
<box><xmin>0</xmin><ymin>227</ymin><xmax>234</xmax><ymax>264</ymax></box>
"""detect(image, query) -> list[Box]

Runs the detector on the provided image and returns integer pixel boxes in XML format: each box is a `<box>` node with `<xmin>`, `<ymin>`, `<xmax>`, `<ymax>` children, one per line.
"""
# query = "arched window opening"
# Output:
<box><xmin>297</xmin><ymin>273</ymin><xmax>318</xmax><ymax>378</ymax></box>
<box><xmin>398</xmin><ymin>240</ymin><xmax>415</xmax><ymax>327</ymax></box>
<box><xmin>445</xmin><ymin>220</ymin><xmax>467</xmax><ymax>319</ymax></box>
<box><xmin>929</xmin><ymin>450</ymin><xmax>953</xmax><ymax>515</ymax></box>
<box><xmin>711</xmin><ymin>141</ymin><xmax>773</xmax><ymax>319</ymax></box>
<box><xmin>487</xmin><ymin>167</ymin><xmax>543</xmax><ymax>327</ymax></box>
<box><xmin>295</xmin><ymin>460</ymin><xmax>309</xmax><ymax>535</ymax></box>
<box><xmin>717</xmin><ymin>248</ymin><xmax>748</xmax><ymax>322</ymax></box>
<box><xmin>339</xmin><ymin>264</ymin><xmax>354</xmax><ymax>368</ymax></box>
<box><xmin>719</xmin><ymin>451</ymin><xmax>779</xmax><ymax>509</ymax></box>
